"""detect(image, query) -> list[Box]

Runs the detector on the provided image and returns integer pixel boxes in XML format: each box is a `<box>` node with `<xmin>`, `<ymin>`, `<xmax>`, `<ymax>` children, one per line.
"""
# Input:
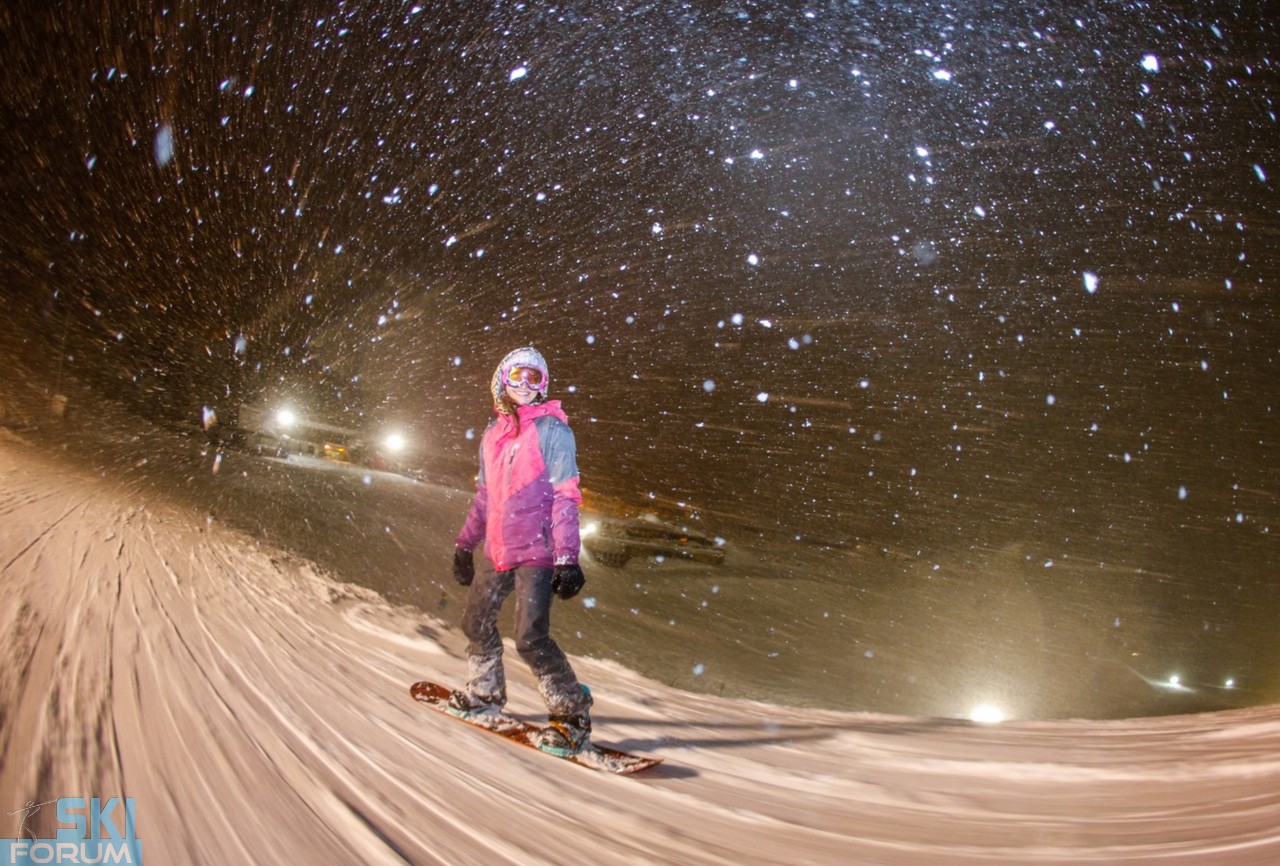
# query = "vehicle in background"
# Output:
<box><xmin>579</xmin><ymin>489</ymin><xmax>725</xmax><ymax>569</ymax></box>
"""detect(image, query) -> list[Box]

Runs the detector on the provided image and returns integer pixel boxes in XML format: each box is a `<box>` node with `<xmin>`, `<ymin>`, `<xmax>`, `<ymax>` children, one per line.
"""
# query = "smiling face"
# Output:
<box><xmin>504</xmin><ymin>382</ymin><xmax>539</xmax><ymax>405</ymax></box>
<box><xmin>499</xmin><ymin>362</ymin><xmax>547</xmax><ymax>408</ymax></box>
<box><xmin>491</xmin><ymin>351</ymin><xmax>549</xmax><ymax>415</ymax></box>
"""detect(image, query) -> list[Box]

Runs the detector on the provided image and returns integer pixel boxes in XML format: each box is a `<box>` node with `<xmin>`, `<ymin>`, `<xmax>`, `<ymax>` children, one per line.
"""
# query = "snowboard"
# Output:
<box><xmin>409</xmin><ymin>681</ymin><xmax>662</xmax><ymax>775</ymax></box>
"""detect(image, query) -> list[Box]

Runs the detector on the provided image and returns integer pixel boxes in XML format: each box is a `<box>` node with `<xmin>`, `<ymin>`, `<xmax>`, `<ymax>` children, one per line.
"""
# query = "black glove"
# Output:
<box><xmin>551</xmin><ymin>564</ymin><xmax>585</xmax><ymax>600</ymax></box>
<box><xmin>453</xmin><ymin>548</ymin><xmax>475</xmax><ymax>586</ymax></box>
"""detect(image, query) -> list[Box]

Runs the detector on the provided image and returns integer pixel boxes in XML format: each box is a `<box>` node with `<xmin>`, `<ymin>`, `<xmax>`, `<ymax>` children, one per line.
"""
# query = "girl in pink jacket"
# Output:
<box><xmin>450</xmin><ymin>347</ymin><xmax>592</xmax><ymax>755</ymax></box>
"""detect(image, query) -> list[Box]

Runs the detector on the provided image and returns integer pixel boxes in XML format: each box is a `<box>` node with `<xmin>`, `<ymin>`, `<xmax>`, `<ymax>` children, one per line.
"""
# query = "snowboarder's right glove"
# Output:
<box><xmin>453</xmin><ymin>548</ymin><xmax>475</xmax><ymax>586</ymax></box>
<box><xmin>551</xmin><ymin>564</ymin><xmax>585</xmax><ymax>600</ymax></box>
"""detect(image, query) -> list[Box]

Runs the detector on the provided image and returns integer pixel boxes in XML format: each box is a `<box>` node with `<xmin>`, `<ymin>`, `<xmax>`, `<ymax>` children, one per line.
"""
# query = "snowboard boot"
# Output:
<box><xmin>446</xmin><ymin>689</ymin><xmax>508</xmax><ymax>729</ymax></box>
<box><xmin>538</xmin><ymin>685</ymin><xmax>593</xmax><ymax>757</ymax></box>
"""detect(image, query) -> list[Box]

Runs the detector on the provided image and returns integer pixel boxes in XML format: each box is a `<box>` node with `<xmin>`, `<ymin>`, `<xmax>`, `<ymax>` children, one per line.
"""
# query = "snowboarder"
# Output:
<box><xmin>450</xmin><ymin>346</ymin><xmax>592</xmax><ymax>756</ymax></box>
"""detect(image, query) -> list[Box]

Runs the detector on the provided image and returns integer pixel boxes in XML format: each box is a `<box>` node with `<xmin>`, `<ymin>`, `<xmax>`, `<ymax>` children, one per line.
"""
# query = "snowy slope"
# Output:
<box><xmin>2</xmin><ymin>433</ymin><xmax>1278</xmax><ymax>865</ymax></box>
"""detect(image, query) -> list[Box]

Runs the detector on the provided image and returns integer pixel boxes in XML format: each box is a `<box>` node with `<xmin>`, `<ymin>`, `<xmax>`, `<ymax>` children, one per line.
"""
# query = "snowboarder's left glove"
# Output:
<box><xmin>453</xmin><ymin>548</ymin><xmax>475</xmax><ymax>586</ymax></box>
<box><xmin>552</xmin><ymin>564</ymin><xmax>585</xmax><ymax>600</ymax></box>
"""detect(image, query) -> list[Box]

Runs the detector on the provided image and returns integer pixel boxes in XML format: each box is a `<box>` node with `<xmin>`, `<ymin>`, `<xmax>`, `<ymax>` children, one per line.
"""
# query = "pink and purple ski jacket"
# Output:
<box><xmin>455</xmin><ymin>400</ymin><xmax>582</xmax><ymax>571</ymax></box>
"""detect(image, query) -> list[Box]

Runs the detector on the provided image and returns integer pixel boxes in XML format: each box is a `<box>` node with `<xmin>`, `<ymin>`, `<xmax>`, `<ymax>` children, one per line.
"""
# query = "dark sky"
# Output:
<box><xmin>4</xmin><ymin>1</ymin><xmax>1274</xmax><ymax>418</ymax></box>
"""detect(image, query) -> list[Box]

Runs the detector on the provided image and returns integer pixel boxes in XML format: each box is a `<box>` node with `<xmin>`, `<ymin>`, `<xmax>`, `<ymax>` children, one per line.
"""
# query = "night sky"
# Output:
<box><xmin>2</xmin><ymin>1</ymin><xmax>1277</xmax><ymax>717</ymax></box>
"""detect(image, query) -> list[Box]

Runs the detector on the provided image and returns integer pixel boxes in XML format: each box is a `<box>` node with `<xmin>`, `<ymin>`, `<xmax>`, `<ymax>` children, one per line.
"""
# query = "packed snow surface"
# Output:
<box><xmin>2</xmin><ymin>434</ymin><xmax>1278</xmax><ymax>865</ymax></box>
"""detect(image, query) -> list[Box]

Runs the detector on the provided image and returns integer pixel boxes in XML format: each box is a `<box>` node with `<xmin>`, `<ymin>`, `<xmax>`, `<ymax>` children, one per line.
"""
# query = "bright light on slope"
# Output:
<box><xmin>970</xmin><ymin>704</ymin><xmax>1005</xmax><ymax>724</ymax></box>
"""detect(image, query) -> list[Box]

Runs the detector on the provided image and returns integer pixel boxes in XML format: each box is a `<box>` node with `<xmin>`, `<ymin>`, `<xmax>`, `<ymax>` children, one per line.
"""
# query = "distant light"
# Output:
<box><xmin>1224</xmin><ymin>678</ymin><xmax>1235</xmax><ymax>689</ymax></box>
<box><xmin>581</xmin><ymin>521</ymin><xmax>599</xmax><ymax>538</ymax></box>
<box><xmin>970</xmin><ymin>704</ymin><xmax>1004</xmax><ymax>724</ymax></box>
<box><xmin>1169</xmin><ymin>675</ymin><xmax>1181</xmax><ymax>687</ymax></box>
<box><xmin>383</xmin><ymin>433</ymin><xmax>406</xmax><ymax>453</ymax></box>
<box><xmin>1141</xmin><ymin>54</ymin><xmax>1160</xmax><ymax>73</ymax></box>
<box><xmin>276</xmin><ymin>408</ymin><xmax>296</xmax><ymax>427</ymax></box>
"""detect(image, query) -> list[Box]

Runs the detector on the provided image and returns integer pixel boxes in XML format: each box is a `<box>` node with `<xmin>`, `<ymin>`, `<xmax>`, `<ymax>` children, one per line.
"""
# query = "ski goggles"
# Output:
<box><xmin>502</xmin><ymin>364</ymin><xmax>548</xmax><ymax>391</ymax></box>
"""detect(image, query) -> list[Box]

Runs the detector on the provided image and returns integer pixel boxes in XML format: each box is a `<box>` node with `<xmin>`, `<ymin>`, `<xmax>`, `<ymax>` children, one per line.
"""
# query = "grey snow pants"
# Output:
<box><xmin>460</xmin><ymin>565</ymin><xmax>589</xmax><ymax>718</ymax></box>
